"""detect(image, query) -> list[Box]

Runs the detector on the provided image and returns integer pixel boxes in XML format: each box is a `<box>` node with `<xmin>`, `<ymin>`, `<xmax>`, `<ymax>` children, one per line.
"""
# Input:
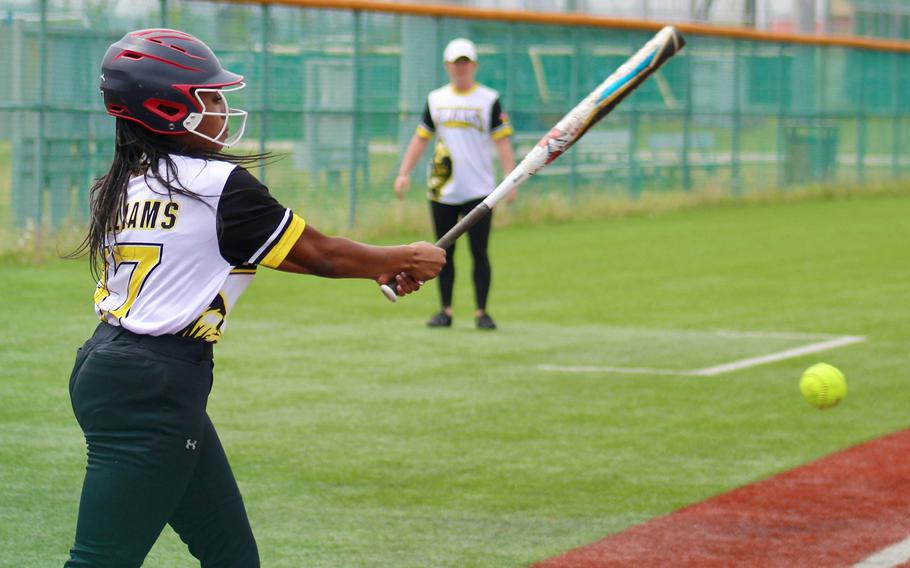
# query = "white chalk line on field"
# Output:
<box><xmin>537</xmin><ymin>365</ymin><xmax>694</xmax><ymax>376</ymax></box>
<box><xmin>537</xmin><ymin>333</ymin><xmax>866</xmax><ymax>377</ymax></box>
<box><xmin>852</xmin><ymin>535</ymin><xmax>910</xmax><ymax>568</ymax></box>
<box><xmin>693</xmin><ymin>335</ymin><xmax>866</xmax><ymax>376</ymax></box>
<box><xmin>711</xmin><ymin>329</ymin><xmax>847</xmax><ymax>341</ymax></box>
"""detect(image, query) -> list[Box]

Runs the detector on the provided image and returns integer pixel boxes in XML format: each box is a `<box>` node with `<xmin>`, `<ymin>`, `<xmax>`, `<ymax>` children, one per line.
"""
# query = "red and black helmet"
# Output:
<box><xmin>100</xmin><ymin>29</ymin><xmax>243</xmax><ymax>136</ymax></box>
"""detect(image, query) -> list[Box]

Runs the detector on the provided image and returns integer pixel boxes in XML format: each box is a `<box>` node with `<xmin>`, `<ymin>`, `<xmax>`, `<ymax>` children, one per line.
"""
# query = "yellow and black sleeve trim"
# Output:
<box><xmin>490</xmin><ymin>97</ymin><xmax>513</xmax><ymax>140</ymax></box>
<box><xmin>416</xmin><ymin>124</ymin><xmax>434</xmax><ymax>140</ymax></box>
<box><xmin>491</xmin><ymin>124</ymin><xmax>514</xmax><ymax>140</ymax></box>
<box><xmin>416</xmin><ymin>100</ymin><xmax>435</xmax><ymax>140</ymax></box>
<box><xmin>229</xmin><ymin>266</ymin><xmax>258</xmax><ymax>275</ymax></box>
<box><xmin>258</xmin><ymin>214</ymin><xmax>306</xmax><ymax>268</ymax></box>
<box><xmin>218</xmin><ymin>167</ymin><xmax>301</xmax><ymax>267</ymax></box>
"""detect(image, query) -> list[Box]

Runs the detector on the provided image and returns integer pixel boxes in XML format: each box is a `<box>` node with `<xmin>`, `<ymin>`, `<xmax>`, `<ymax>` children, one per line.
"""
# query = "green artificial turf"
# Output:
<box><xmin>1</xmin><ymin>193</ymin><xmax>908</xmax><ymax>566</ymax></box>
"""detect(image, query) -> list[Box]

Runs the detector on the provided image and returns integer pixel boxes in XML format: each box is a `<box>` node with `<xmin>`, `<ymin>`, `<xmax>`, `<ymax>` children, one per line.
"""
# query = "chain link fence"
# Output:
<box><xmin>2</xmin><ymin>0</ymin><xmax>910</xmax><ymax>242</ymax></box>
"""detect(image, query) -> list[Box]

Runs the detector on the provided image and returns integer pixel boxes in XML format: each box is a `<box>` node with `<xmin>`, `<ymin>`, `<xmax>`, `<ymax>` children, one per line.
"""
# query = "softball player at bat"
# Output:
<box><xmin>64</xmin><ymin>29</ymin><xmax>444</xmax><ymax>567</ymax></box>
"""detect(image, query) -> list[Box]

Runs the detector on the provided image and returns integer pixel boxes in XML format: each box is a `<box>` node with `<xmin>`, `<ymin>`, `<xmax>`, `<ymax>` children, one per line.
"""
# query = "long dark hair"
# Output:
<box><xmin>70</xmin><ymin>118</ymin><xmax>266</xmax><ymax>278</ymax></box>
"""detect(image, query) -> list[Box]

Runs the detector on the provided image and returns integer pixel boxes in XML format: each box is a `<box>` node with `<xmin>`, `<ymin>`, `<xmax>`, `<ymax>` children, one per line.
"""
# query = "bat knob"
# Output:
<box><xmin>380</xmin><ymin>283</ymin><xmax>398</xmax><ymax>303</ymax></box>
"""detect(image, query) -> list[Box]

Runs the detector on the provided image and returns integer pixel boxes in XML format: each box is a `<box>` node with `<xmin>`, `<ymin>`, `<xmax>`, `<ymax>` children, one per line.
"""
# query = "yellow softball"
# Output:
<box><xmin>799</xmin><ymin>363</ymin><xmax>847</xmax><ymax>410</ymax></box>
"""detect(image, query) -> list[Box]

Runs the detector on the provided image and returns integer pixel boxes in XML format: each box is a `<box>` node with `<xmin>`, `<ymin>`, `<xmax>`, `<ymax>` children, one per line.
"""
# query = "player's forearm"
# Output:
<box><xmin>278</xmin><ymin>227</ymin><xmax>416</xmax><ymax>279</ymax></box>
<box><xmin>311</xmin><ymin>237</ymin><xmax>416</xmax><ymax>279</ymax></box>
<box><xmin>496</xmin><ymin>137</ymin><xmax>515</xmax><ymax>174</ymax></box>
<box><xmin>398</xmin><ymin>135</ymin><xmax>429</xmax><ymax>177</ymax></box>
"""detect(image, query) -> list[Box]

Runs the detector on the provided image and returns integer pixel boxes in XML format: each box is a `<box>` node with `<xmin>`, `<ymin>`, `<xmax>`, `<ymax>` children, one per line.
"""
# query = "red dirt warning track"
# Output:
<box><xmin>535</xmin><ymin>428</ymin><xmax>910</xmax><ymax>567</ymax></box>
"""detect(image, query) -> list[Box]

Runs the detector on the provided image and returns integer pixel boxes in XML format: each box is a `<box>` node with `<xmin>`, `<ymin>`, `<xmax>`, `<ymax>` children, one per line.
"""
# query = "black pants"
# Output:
<box><xmin>65</xmin><ymin>323</ymin><xmax>259</xmax><ymax>567</ymax></box>
<box><xmin>430</xmin><ymin>198</ymin><xmax>492</xmax><ymax>311</ymax></box>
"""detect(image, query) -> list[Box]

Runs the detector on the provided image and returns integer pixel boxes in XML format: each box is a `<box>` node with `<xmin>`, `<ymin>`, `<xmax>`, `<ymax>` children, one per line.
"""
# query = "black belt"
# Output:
<box><xmin>92</xmin><ymin>321</ymin><xmax>214</xmax><ymax>362</ymax></box>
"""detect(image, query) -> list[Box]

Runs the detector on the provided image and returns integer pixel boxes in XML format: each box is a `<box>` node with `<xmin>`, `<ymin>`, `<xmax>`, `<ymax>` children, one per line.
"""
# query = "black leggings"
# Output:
<box><xmin>430</xmin><ymin>198</ymin><xmax>492</xmax><ymax>311</ymax></box>
<box><xmin>65</xmin><ymin>323</ymin><xmax>259</xmax><ymax>567</ymax></box>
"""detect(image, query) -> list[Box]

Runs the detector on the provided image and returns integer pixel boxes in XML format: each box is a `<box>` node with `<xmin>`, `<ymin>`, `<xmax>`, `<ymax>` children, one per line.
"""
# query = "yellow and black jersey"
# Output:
<box><xmin>93</xmin><ymin>155</ymin><xmax>305</xmax><ymax>342</ymax></box>
<box><xmin>417</xmin><ymin>83</ymin><xmax>513</xmax><ymax>205</ymax></box>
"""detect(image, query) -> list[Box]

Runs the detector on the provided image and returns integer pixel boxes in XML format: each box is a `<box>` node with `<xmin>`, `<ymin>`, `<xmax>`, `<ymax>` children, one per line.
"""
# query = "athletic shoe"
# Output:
<box><xmin>426</xmin><ymin>311</ymin><xmax>452</xmax><ymax>328</ymax></box>
<box><xmin>476</xmin><ymin>313</ymin><xmax>497</xmax><ymax>330</ymax></box>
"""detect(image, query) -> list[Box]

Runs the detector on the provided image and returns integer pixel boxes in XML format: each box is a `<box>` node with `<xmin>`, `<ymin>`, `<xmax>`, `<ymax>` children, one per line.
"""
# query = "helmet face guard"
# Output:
<box><xmin>100</xmin><ymin>29</ymin><xmax>248</xmax><ymax>147</ymax></box>
<box><xmin>182</xmin><ymin>84</ymin><xmax>248</xmax><ymax>148</ymax></box>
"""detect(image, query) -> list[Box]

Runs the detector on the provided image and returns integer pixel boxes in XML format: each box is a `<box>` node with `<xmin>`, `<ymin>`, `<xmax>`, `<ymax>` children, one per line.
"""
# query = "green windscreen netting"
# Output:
<box><xmin>2</xmin><ymin>0</ymin><xmax>909</xmax><ymax>235</ymax></box>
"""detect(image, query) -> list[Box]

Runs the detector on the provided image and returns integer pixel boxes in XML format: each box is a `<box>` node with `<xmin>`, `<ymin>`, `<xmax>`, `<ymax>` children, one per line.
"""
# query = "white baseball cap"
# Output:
<box><xmin>443</xmin><ymin>38</ymin><xmax>477</xmax><ymax>63</ymax></box>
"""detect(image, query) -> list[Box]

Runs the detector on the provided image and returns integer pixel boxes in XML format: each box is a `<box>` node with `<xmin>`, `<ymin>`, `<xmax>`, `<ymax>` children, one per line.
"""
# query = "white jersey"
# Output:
<box><xmin>93</xmin><ymin>155</ymin><xmax>305</xmax><ymax>342</ymax></box>
<box><xmin>417</xmin><ymin>83</ymin><xmax>513</xmax><ymax>205</ymax></box>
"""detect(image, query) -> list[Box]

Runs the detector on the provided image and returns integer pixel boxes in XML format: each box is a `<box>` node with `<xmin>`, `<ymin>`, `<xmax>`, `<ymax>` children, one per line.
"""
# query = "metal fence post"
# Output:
<box><xmin>260</xmin><ymin>3</ymin><xmax>271</xmax><ymax>182</ymax></box>
<box><xmin>857</xmin><ymin>51</ymin><xmax>866</xmax><ymax>183</ymax></box>
<box><xmin>34</xmin><ymin>0</ymin><xmax>48</xmax><ymax>245</ymax></box>
<box><xmin>816</xmin><ymin>44</ymin><xmax>826</xmax><ymax>184</ymax></box>
<box><xmin>682</xmin><ymin>44</ymin><xmax>692</xmax><ymax>191</ymax></box>
<box><xmin>10</xmin><ymin>15</ymin><xmax>23</xmax><ymax>227</ymax></box>
<box><xmin>893</xmin><ymin>51</ymin><xmax>901</xmax><ymax>179</ymax></box>
<box><xmin>627</xmin><ymin>30</ymin><xmax>640</xmax><ymax>197</ymax></box>
<box><xmin>568</xmin><ymin>36</ymin><xmax>579</xmax><ymax>200</ymax></box>
<box><xmin>434</xmin><ymin>16</ymin><xmax>443</xmax><ymax>88</ymax></box>
<box><xmin>348</xmin><ymin>10</ymin><xmax>362</xmax><ymax>228</ymax></box>
<box><xmin>776</xmin><ymin>44</ymin><xmax>786</xmax><ymax>189</ymax></box>
<box><xmin>505</xmin><ymin>21</ymin><xmax>515</xmax><ymax>112</ymax></box>
<box><xmin>731</xmin><ymin>39</ymin><xmax>741</xmax><ymax>194</ymax></box>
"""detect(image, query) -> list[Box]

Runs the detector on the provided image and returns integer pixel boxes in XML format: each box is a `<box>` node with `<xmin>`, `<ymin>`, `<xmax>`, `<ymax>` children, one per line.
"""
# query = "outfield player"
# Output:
<box><xmin>394</xmin><ymin>38</ymin><xmax>515</xmax><ymax>330</ymax></box>
<box><xmin>64</xmin><ymin>29</ymin><xmax>444</xmax><ymax>567</ymax></box>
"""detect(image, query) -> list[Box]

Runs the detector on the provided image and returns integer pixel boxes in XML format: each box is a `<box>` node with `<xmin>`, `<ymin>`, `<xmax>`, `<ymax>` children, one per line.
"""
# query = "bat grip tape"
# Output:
<box><xmin>435</xmin><ymin>203</ymin><xmax>492</xmax><ymax>250</ymax></box>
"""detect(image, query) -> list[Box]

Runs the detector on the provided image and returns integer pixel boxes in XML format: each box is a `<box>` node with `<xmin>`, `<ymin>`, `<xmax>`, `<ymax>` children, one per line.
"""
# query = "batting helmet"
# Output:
<box><xmin>100</xmin><ymin>28</ymin><xmax>247</xmax><ymax>146</ymax></box>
